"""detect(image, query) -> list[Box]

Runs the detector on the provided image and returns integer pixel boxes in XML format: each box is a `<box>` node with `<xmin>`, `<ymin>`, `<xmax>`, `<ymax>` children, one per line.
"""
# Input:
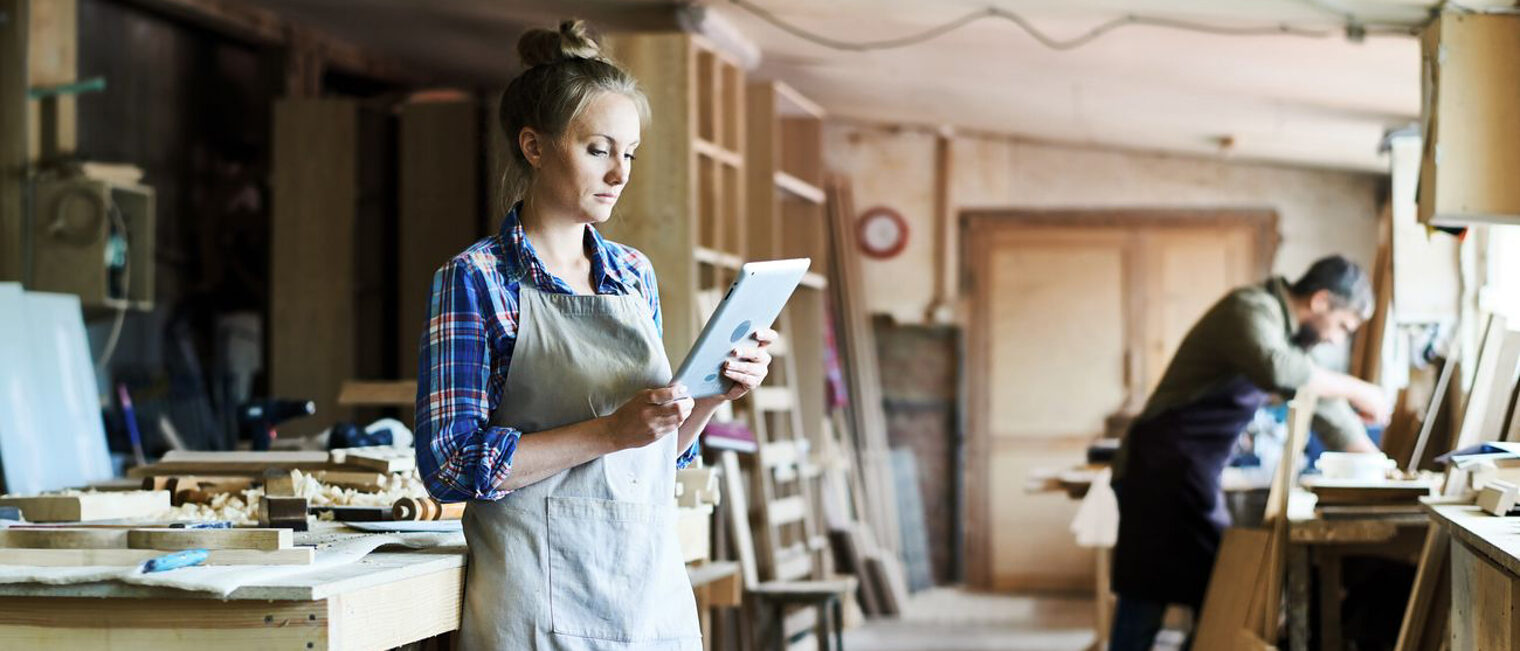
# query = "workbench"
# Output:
<box><xmin>1427</xmin><ymin>502</ymin><xmax>1520</xmax><ymax>649</ymax></box>
<box><xmin>0</xmin><ymin>537</ymin><xmax>743</xmax><ymax>650</ymax></box>
<box><xmin>0</xmin><ymin>545</ymin><xmax>466</xmax><ymax>649</ymax></box>
<box><xmin>1285</xmin><ymin>494</ymin><xmax>1429</xmax><ymax>651</ymax></box>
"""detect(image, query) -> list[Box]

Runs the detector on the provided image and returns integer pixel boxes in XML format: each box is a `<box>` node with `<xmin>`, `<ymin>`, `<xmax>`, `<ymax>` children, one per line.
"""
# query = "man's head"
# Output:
<box><xmin>1286</xmin><ymin>255</ymin><xmax>1374</xmax><ymax>348</ymax></box>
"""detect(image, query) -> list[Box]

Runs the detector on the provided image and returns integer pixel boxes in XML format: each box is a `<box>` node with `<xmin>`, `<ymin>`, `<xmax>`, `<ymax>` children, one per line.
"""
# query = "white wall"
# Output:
<box><xmin>824</xmin><ymin>122</ymin><xmax>1386</xmax><ymax>324</ymax></box>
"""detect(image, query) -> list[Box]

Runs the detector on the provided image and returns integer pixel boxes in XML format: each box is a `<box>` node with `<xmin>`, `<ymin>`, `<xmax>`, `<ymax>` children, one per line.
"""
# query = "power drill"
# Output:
<box><xmin>237</xmin><ymin>398</ymin><xmax>316</xmax><ymax>450</ymax></box>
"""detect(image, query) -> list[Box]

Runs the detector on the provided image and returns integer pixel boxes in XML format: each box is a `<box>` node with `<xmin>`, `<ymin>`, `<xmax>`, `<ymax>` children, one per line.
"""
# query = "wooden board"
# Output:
<box><xmin>127</xmin><ymin>528</ymin><xmax>292</xmax><ymax>551</ymax></box>
<box><xmin>1395</xmin><ymin>525</ymin><xmax>1451</xmax><ymax>651</ymax></box>
<box><xmin>1420</xmin><ymin>14</ymin><xmax>1520</xmax><ymax>226</ymax></box>
<box><xmin>328</xmin><ymin>447</ymin><xmax>414</xmax><ymax>474</ymax></box>
<box><xmin>128</xmin><ymin>451</ymin><xmax>334</xmax><ymax>477</ymax></box>
<box><xmin>1194</xmin><ymin>527</ymin><xmax>1273</xmax><ymax>650</ymax></box>
<box><xmin>399</xmin><ymin>100</ymin><xmax>479</xmax><ymax>382</ymax></box>
<box><xmin>0</xmin><ymin>0</ymin><xmax>25</xmax><ymax>282</ymax></box>
<box><xmin>1452</xmin><ymin>315</ymin><xmax>1512</xmax><ymax>452</ymax></box>
<box><xmin>1303</xmin><ymin>479</ymin><xmax>1436</xmax><ymax>505</ymax></box>
<box><xmin>271</xmin><ymin>99</ymin><xmax>357</xmax><ymax>437</ymax></box>
<box><xmin>0</xmin><ymin>547</ymin><xmax>314</xmax><ymax>566</ymax></box>
<box><xmin>0</xmin><ymin>528</ymin><xmax>129</xmax><ymax>549</ymax></box>
<box><xmin>0</xmin><ymin>491</ymin><xmax>169</xmax><ymax>522</ymax></box>
<box><xmin>336</xmin><ymin>381</ymin><xmax>417</xmax><ymax>408</ymax></box>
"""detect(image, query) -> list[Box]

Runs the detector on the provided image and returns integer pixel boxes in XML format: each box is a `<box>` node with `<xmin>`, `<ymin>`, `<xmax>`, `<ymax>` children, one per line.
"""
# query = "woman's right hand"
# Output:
<box><xmin>604</xmin><ymin>385</ymin><xmax>694</xmax><ymax>451</ymax></box>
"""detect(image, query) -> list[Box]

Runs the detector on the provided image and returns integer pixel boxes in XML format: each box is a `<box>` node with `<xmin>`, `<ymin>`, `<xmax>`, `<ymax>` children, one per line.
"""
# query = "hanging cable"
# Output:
<box><xmin>727</xmin><ymin>0</ymin><xmax>1427</xmax><ymax>52</ymax></box>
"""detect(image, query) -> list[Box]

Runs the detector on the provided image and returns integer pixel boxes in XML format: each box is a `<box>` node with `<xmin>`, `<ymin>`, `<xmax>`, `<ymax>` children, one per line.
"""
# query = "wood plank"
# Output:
<box><xmin>0</xmin><ymin>0</ymin><xmax>26</xmax><ymax>282</ymax></box>
<box><xmin>1395</xmin><ymin>525</ymin><xmax>1451</xmax><ymax>651</ymax></box>
<box><xmin>759</xmin><ymin>440</ymin><xmax>801</xmax><ymax>469</ymax></box>
<box><xmin>130</xmin><ymin>451</ymin><xmax>333</xmax><ymax>477</ymax></box>
<box><xmin>1450</xmin><ymin>537</ymin><xmax>1520</xmax><ymax>650</ymax></box>
<box><xmin>328</xmin><ymin>447</ymin><xmax>415</xmax><ymax>474</ymax></box>
<box><xmin>336</xmin><ymin>381</ymin><xmax>417</xmax><ymax>408</ymax></box>
<box><xmin>272</xmin><ymin>99</ymin><xmax>357</xmax><ymax>437</ymax></box>
<box><xmin>0</xmin><ymin>528</ymin><xmax>129</xmax><ymax>549</ymax></box>
<box><xmin>328</xmin><ymin>565</ymin><xmax>463</xmax><ymax>649</ymax></box>
<box><xmin>602</xmin><ymin>34</ymin><xmax>698</xmax><ymax>367</ymax></box>
<box><xmin>0</xmin><ymin>596</ymin><xmax>330</xmax><ymax>649</ymax></box>
<box><xmin>767</xmin><ymin>496</ymin><xmax>807</xmax><ymax>528</ymax></box>
<box><xmin>720</xmin><ymin>452</ymin><xmax>760</xmax><ymax>588</ymax></box>
<box><xmin>399</xmin><ymin>99</ymin><xmax>479</xmax><ymax>384</ymax></box>
<box><xmin>752</xmin><ymin>386</ymin><xmax>795</xmax><ymax>412</ymax></box>
<box><xmin>309</xmin><ymin>471</ymin><xmax>387</xmax><ymax>492</ymax></box>
<box><xmin>774</xmin><ymin>171</ymin><xmax>825</xmax><ymax>204</ymax></box>
<box><xmin>0</xmin><ymin>547</ymin><xmax>315</xmax><ymax>566</ymax></box>
<box><xmin>127</xmin><ymin>528</ymin><xmax>293</xmax><ymax>551</ymax></box>
<box><xmin>1195</xmin><ymin>527</ymin><xmax>1273</xmax><ymax>650</ymax></box>
<box><xmin>0</xmin><ymin>491</ymin><xmax>170</xmax><ymax>522</ymax></box>
<box><xmin>1452</xmin><ymin>315</ymin><xmax>1511</xmax><ymax>453</ymax></box>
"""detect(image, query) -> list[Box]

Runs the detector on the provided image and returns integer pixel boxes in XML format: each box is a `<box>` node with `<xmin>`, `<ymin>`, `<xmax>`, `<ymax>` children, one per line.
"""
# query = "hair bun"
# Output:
<box><xmin>518</xmin><ymin>19</ymin><xmax>605</xmax><ymax>68</ymax></box>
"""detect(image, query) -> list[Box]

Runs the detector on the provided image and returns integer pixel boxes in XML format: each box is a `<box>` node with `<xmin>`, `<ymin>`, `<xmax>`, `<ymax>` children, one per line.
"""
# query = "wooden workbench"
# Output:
<box><xmin>0</xmin><ymin>546</ymin><xmax>467</xmax><ymax>649</ymax></box>
<box><xmin>1285</xmin><ymin>495</ymin><xmax>1430</xmax><ymax>651</ymax></box>
<box><xmin>1427</xmin><ymin>502</ymin><xmax>1520</xmax><ymax>649</ymax></box>
<box><xmin>0</xmin><ymin>537</ymin><xmax>742</xmax><ymax>650</ymax></box>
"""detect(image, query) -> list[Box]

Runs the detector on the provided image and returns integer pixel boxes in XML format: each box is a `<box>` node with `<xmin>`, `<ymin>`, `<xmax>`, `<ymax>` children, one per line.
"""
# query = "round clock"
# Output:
<box><xmin>856</xmin><ymin>206</ymin><xmax>909</xmax><ymax>259</ymax></box>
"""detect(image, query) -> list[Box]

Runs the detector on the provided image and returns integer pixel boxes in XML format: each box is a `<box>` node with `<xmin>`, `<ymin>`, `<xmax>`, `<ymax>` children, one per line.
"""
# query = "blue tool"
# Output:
<box><xmin>139</xmin><ymin>549</ymin><xmax>209</xmax><ymax>573</ymax></box>
<box><xmin>168</xmin><ymin>521</ymin><xmax>232</xmax><ymax>529</ymax></box>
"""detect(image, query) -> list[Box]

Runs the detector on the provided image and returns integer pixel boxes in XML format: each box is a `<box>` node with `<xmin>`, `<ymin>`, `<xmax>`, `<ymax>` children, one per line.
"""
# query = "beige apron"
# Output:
<box><xmin>459</xmin><ymin>284</ymin><xmax>702</xmax><ymax>650</ymax></box>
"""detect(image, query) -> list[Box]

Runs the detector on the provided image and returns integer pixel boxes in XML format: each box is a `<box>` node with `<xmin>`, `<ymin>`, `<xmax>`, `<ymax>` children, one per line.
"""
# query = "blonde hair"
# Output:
<box><xmin>498</xmin><ymin>20</ymin><xmax>650</xmax><ymax>213</ymax></box>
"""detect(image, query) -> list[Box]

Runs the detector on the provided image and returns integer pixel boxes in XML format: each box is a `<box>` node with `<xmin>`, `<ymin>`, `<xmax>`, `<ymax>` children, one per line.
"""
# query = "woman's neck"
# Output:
<box><xmin>518</xmin><ymin>196</ymin><xmax>588</xmax><ymax>271</ymax></box>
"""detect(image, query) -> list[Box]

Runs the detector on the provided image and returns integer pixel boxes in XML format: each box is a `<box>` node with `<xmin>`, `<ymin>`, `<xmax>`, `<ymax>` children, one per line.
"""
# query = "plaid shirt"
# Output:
<box><xmin>415</xmin><ymin>204</ymin><xmax>699</xmax><ymax>502</ymax></box>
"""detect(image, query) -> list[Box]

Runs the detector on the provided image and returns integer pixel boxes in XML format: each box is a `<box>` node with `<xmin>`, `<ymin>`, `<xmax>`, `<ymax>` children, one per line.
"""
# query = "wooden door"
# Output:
<box><xmin>964</xmin><ymin>210</ymin><xmax>1275</xmax><ymax>592</ymax></box>
<box><xmin>969</xmin><ymin>227</ymin><xmax>1134</xmax><ymax>591</ymax></box>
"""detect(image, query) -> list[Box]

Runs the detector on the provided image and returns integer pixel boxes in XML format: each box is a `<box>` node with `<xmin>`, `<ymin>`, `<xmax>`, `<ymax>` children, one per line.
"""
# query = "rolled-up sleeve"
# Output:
<box><xmin>415</xmin><ymin>260</ymin><xmax>521</xmax><ymax>502</ymax></box>
<box><xmin>1312</xmin><ymin>398</ymin><xmax>1369</xmax><ymax>451</ymax></box>
<box><xmin>1217</xmin><ymin>295</ymin><xmax>1314</xmax><ymax>394</ymax></box>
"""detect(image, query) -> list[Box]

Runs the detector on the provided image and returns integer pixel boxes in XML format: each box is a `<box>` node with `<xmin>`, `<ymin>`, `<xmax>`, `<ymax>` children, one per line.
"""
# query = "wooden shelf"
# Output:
<box><xmin>694</xmin><ymin>246</ymin><xmax>744</xmax><ymax>270</ymax></box>
<box><xmin>695</xmin><ymin>138</ymin><xmax>743</xmax><ymax>168</ymax></box>
<box><xmin>774</xmin><ymin>171</ymin><xmax>826</xmax><ymax>204</ymax></box>
<box><xmin>799</xmin><ymin>272</ymin><xmax>828</xmax><ymax>290</ymax></box>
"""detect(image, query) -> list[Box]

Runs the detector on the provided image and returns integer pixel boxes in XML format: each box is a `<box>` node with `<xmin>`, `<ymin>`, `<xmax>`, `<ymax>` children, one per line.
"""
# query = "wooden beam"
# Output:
<box><xmin>0</xmin><ymin>546</ymin><xmax>314</xmax><ymax>566</ymax></box>
<box><xmin>271</xmin><ymin>99</ymin><xmax>356</xmax><ymax>436</ymax></box>
<box><xmin>127</xmin><ymin>528</ymin><xmax>292</xmax><ymax>551</ymax></box>
<box><xmin>0</xmin><ymin>491</ymin><xmax>170</xmax><ymax>522</ymax></box>
<box><xmin>0</xmin><ymin>0</ymin><xmax>25</xmax><ymax>282</ymax></box>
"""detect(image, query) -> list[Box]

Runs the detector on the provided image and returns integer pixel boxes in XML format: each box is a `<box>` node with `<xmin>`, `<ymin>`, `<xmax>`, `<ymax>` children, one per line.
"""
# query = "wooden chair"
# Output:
<box><xmin>722</xmin><ymin>450</ymin><xmax>857</xmax><ymax>650</ymax></box>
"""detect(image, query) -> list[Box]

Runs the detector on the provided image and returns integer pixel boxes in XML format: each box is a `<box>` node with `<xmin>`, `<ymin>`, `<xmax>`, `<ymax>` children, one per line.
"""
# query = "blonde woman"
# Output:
<box><xmin>415</xmin><ymin>20</ymin><xmax>776</xmax><ymax>650</ymax></box>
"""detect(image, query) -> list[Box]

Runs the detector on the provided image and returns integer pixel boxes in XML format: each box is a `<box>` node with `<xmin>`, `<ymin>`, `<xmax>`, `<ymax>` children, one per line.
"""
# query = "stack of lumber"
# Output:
<box><xmin>116</xmin><ymin>448</ymin><xmax>430</xmax><ymax>527</ymax></box>
<box><xmin>0</xmin><ymin>525</ymin><xmax>314</xmax><ymax>566</ymax></box>
<box><xmin>821</xmin><ymin>175</ymin><xmax>911</xmax><ymax>616</ymax></box>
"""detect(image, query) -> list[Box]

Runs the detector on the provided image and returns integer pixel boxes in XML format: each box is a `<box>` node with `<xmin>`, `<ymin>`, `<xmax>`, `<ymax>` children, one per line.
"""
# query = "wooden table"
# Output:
<box><xmin>0</xmin><ymin>547</ymin><xmax>466</xmax><ymax>649</ymax></box>
<box><xmin>1285</xmin><ymin>500</ymin><xmax>1430</xmax><ymax>651</ymax></box>
<box><xmin>1427</xmin><ymin>503</ymin><xmax>1520</xmax><ymax>649</ymax></box>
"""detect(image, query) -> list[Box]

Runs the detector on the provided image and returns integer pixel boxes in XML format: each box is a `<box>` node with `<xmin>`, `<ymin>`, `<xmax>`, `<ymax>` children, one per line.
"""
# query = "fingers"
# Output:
<box><xmin>723</xmin><ymin>360</ymin><xmax>767</xmax><ymax>380</ymax></box>
<box><xmin>648</xmin><ymin>384</ymin><xmax>690</xmax><ymax>405</ymax></box>
<box><xmin>752</xmin><ymin>328</ymin><xmax>779</xmax><ymax>346</ymax></box>
<box><xmin>730</xmin><ymin>347</ymin><xmax>772</xmax><ymax>364</ymax></box>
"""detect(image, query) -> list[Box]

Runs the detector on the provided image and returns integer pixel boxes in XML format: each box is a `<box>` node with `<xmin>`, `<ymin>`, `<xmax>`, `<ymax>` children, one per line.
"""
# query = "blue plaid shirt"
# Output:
<box><xmin>415</xmin><ymin>204</ymin><xmax>699</xmax><ymax>502</ymax></box>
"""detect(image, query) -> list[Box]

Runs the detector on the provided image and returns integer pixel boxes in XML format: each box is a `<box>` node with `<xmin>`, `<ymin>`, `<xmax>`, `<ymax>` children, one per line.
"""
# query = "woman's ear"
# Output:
<box><xmin>519</xmin><ymin>127</ymin><xmax>545</xmax><ymax>169</ymax></box>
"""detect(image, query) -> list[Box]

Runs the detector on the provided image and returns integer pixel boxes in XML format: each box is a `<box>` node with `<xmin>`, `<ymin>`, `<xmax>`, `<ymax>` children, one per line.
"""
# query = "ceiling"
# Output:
<box><xmin>245</xmin><ymin>0</ymin><xmax>1513</xmax><ymax>172</ymax></box>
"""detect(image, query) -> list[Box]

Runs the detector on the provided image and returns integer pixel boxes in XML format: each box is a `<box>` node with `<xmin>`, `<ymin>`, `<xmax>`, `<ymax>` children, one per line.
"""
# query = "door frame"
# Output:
<box><xmin>959</xmin><ymin>208</ymin><xmax>1279</xmax><ymax>589</ymax></box>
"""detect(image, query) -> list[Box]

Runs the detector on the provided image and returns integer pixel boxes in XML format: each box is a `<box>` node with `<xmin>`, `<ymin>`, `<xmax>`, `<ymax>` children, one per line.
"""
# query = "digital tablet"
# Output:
<box><xmin>672</xmin><ymin>258</ymin><xmax>811</xmax><ymax>399</ymax></box>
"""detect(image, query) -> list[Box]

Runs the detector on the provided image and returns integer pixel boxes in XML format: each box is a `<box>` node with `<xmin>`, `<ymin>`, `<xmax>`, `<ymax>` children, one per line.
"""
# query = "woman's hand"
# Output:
<box><xmin>604</xmin><ymin>385</ymin><xmax>694</xmax><ymax>451</ymax></box>
<box><xmin>715</xmin><ymin>328</ymin><xmax>777</xmax><ymax>402</ymax></box>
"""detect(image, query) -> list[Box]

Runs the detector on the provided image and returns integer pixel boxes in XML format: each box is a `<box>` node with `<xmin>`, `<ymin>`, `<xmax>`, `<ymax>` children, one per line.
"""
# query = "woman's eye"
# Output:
<box><xmin>589</xmin><ymin>149</ymin><xmax>608</xmax><ymax>157</ymax></box>
<box><xmin>624</xmin><ymin>153</ymin><xmax>637</xmax><ymax>161</ymax></box>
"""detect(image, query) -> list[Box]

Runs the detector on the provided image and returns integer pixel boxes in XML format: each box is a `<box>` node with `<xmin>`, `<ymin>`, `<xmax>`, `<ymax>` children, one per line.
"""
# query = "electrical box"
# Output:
<box><xmin>29</xmin><ymin>173</ymin><xmax>155</xmax><ymax>313</ymax></box>
<box><xmin>1419</xmin><ymin>13</ymin><xmax>1520</xmax><ymax>226</ymax></box>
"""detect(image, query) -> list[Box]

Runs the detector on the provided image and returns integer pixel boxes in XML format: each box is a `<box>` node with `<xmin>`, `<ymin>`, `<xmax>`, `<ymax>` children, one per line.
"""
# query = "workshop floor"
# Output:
<box><xmin>841</xmin><ymin>588</ymin><xmax>1186</xmax><ymax>651</ymax></box>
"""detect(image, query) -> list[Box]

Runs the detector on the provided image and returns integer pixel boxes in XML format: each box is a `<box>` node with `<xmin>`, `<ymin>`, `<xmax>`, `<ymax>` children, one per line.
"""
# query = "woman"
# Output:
<box><xmin>414</xmin><ymin>20</ymin><xmax>776</xmax><ymax>650</ymax></box>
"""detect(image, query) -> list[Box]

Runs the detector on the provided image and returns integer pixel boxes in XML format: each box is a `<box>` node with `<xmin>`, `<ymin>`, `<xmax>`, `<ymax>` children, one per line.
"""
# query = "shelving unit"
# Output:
<box><xmin>601</xmin><ymin>33</ymin><xmax>747</xmax><ymax>367</ymax></box>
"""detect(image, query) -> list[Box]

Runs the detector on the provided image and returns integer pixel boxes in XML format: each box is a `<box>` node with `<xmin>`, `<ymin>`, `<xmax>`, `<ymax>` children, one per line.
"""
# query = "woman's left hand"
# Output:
<box><xmin>718</xmin><ymin>328</ymin><xmax>777</xmax><ymax>401</ymax></box>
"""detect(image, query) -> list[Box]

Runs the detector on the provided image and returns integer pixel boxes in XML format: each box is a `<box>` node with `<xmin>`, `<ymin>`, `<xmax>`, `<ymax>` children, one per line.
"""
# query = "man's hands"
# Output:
<box><xmin>1349</xmin><ymin>385</ymin><xmax>1392</xmax><ymax>426</ymax></box>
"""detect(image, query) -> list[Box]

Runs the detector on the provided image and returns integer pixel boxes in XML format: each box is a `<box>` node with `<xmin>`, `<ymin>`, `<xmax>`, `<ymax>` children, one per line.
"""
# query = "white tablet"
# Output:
<box><xmin>672</xmin><ymin>258</ymin><xmax>811</xmax><ymax>399</ymax></box>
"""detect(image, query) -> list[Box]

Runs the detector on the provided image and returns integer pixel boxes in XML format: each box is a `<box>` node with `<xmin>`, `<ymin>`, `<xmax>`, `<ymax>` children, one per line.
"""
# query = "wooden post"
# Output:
<box><xmin>0</xmin><ymin>0</ymin><xmax>27</xmax><ymax>282</ymax></box>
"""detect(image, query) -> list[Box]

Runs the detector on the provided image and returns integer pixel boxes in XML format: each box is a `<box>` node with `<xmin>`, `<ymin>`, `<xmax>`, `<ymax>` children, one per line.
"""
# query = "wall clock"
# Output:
<box><xmin>856</xmin><ymin>206</ymin><xmax>909</xmax><ymax>259</ymax></box>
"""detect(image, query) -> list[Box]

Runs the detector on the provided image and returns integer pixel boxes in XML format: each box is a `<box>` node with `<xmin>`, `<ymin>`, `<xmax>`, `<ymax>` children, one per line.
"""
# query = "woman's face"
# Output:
<box><xmin>526</xmin><ymin>91</ymin><xmax>642</xmax><ymax>225</ymax></box>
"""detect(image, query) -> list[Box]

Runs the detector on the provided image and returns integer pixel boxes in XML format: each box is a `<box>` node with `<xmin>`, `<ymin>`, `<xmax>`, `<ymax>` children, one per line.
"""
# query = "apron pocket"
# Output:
<box><xmin>547</xmin><ymin>496</ymin><xmax>699</xmax><ymax>643</ymax></box>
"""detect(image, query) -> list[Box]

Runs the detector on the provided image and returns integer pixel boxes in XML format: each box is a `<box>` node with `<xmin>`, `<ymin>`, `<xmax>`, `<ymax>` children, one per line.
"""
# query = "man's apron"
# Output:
<box><xmin>1111</xmin><ymin>375</ymin><xmax>1270</xmax><ymax>607</ymax></box>
<box><xmin>459</xmin><ymin>284</ymin><xmax>702</xmax><ymax>650</ymax></box>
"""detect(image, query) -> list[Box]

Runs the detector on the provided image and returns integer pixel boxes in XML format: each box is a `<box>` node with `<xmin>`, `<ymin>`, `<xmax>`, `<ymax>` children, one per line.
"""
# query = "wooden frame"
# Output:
<box><xmin>960</xmin><ymin>208</ymin><xmax>1279</xmax><ymax>589</ymax></box>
